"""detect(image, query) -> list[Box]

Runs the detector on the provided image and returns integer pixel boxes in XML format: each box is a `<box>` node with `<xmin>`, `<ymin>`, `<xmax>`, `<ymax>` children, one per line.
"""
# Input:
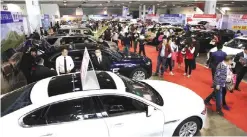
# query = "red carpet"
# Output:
<box><xmin>119</xmin><ymin>43</ymin><xmax>247</xmax><ymax>132</ymax></box>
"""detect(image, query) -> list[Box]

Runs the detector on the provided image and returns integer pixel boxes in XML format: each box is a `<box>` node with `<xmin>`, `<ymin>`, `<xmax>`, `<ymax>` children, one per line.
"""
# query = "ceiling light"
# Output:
<box><xmin>157</xmin><ymin>4</ymin><xmax>160</xmax><ymax>5</ymax></box>
<box><xmin>107</xmin><ymin>0</ymin><xmax>110</xmax><ymax>3</ymax></box>
<box><xmin>64</xmin><ymin>3</ymin><xmax>67</xmax><ymax>6</ymax></box>
<box><xmin>99</xmin><ymin>3</ymin><xmax>102</xmax><ymax>6</ymax></box>
<box><xmin>122</xmin><ymin>3</ymin><xmax>125</xmax><ymax>4</ymax></box>
<box><xmin>222</xmin><ymin>7</ymin><xmax>231</xmax><ymax>11</ymax></box>
<box><xmin>231</xmin><ymin>2</ymin><xmax>234</xmax><ymax>3</ymax></box>
<box><xmin>129</xmin><ymin>1</ymin><xmax>132</xmax><ymax>3</ymax></box>
<box><xmin>173</xmin><ymin>4</ymin><xmax>175</xmax><ymax>6</ymax></box>
<box><xmin>63</xmin><ymin>0</ymin><xmax>66</xmax><ymax>2</ymax></box>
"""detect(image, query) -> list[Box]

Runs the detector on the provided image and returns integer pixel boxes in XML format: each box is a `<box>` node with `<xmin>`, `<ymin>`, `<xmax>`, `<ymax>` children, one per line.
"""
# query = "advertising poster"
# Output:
<box><xmin>145</xmin><ymin>14</ymin><xmax>159</xmax><ymax>22</ymax></box>
<box><xmin>41</xmin><ymin>14</ymin><xmax>50</xmax><ymax>31</ymax></box>
<box><xmin>228</xmin><ymin>14</ymin><xmax>247</xmax><ymax>34</ymax></box>
<box><xmin>187</xmin><ymin>14</ymin><xmax>222</xmax><ymax>29</ymax></box>
<box><xmin>122</xmin><ymin>6</ymin><xmax>129</xmax><ymax>17</ymax></box>
<box><xmin>159</xmin><ymin>14</ymin><xmax>186</xmax><ymax>25</ymax></box>
<box><xmin>1</xmin><ymin>11</ymin><xmax>25</xmax><ymax>52</ymax></box>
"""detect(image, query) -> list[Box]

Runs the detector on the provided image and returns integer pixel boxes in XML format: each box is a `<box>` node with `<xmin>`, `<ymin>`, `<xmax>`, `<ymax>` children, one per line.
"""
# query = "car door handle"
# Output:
<box><xmin>114</xmin><ymin>123</ymin><xmax>124</xmax><ymax>127</ymax></box>
<box><xmin>40</xmin><ymin>133</ymin><xmax>53</xmax><ymax>137</ymax></box>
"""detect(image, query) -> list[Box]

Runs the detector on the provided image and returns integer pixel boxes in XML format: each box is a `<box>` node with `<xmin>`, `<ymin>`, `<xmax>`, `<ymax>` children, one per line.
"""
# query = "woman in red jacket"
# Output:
<box><xmin>183</xmin><ymin>42</ymin><xmax>195</xmax><ymax>78</ymax></box>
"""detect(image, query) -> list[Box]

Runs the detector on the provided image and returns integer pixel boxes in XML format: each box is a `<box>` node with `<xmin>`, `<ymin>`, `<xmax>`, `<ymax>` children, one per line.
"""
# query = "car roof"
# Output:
<box><xmin>45</xmin><ymin>34</ymin><xmax>89</xmax><ymax>39</ymax></box>
<box><xmin>236</xmin><ymin>35</ymin><xmax>247</xmax><ymax>40</ymax></box>
<box><xmin>30</xmin><ymin>71</ymin><xmax>126</xmax><ymax>105</ymax></box>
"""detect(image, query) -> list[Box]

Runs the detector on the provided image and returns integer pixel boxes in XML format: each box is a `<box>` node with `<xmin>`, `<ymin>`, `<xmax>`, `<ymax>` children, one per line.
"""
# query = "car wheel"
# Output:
<box><xmin>130</xmin><ymin>68</ymin><xmax>147</xmax><ymax>80</ymax></box>
<box><xmin>173</xmin><ymin>117</ymin><xmax>201</xmax><ymax>137</ymax></box>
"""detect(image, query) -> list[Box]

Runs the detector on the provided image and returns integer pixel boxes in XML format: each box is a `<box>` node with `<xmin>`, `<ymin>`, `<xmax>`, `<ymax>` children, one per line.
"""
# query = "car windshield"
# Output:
<box><xmin>119</xmin><ymin>75</ymin><xmax>164</xmax><ymax>106</ymax></box>
<box><xmin>225</xmin><ymin>38</ymin><xmax>247</xmax><ymax>49</ymax></box>
<box><xmin>58</xmin><ymin>29</ymin><xmax>70</xmax><ymax>34</ymax></box>
<box><xmin>1</xmin><ymin>83</ymin><xmax>35</xmax><ymax>117</ymax></box>
<box><xmin>104</xmin><ymin>48</ymin><xmax>123</xmax><ymax>59</ymax></box>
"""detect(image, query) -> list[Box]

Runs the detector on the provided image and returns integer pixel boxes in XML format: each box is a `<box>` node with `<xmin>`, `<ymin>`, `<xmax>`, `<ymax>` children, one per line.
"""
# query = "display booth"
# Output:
<box><xmin>145</xmin><ymin>14</ymin><xmax>159</xmax><ymax>22</ymax></box>
<box><xmin>186</xmin><ymin>14</ymin><xmax>222</xmax><ymax>29</ymax></box>
<box><xmin>88</xmin><ymin>15</ymin><xmax>111</xmax><ymax>21</ymax></box>
<box><xmin>159</xmin><ymin>14</ymin><xmax>186</xmax><ymax>25</ymax></box>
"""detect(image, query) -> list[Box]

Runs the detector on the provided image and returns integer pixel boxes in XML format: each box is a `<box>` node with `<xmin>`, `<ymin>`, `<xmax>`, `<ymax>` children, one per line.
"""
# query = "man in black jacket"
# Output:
<box><xmin>92</xmin><ymin>48</ymin><xmax>111</xmax><ymax>71</ymax></box>
<box><xmin>32</xmin><ymin>58</ymin><xmax>57</xmax><ymax>82</ymax></box>
<box><xmin>234</xmin><ymin>44</ymin><xmax>247</xmax><ymax>91</ymax></box>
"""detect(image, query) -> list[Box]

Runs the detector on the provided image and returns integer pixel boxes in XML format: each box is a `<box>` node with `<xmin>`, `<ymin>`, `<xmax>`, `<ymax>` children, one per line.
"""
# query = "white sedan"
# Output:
<box><xmin>1</xmin><ymin>71</ymin><xmax>206</xmax><ymax>137</ymax></box>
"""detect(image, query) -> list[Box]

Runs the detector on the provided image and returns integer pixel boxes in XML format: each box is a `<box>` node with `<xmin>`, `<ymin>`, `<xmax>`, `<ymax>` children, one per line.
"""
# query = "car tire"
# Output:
<box><xmin>173</xmin><ymin>117</ymin><xmax>201</xmax><ymax>137</ymax></box>
<box><xmin>130</xmin><ymin>68</ymin><xmax>147</xmax><ymax>80</ymax></box>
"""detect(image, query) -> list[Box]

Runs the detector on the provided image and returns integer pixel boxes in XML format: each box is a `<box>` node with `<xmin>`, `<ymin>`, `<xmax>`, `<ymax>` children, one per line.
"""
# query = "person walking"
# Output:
<box><xmin>183</xmin><ymin>39</ymin><xmax>195</xmax><ymax>78</ymax></box>
<box><xmin>204</xmin><ymin>56</ymin><xmax>233</xmax><ymax>116</ymax></box>
<box><xmin>55</xmin><ymin>47</ymin><xmax>75</xmax><ymax>75</ymax></box>
<box><xmin>209</xmin><ymin>44</ymin><xmax>227</xmax><ymax>87</ymax></box>
<box><xmin>138</xmin><ymin>35</ymin><xmax>146</xmax><ymax>56</ymax></box>
<box><xmin>133</xmin><ymin>30</ymin><xmax>140</xmax><ymax>53</ymax></box>
<box><xmin>192</xmin><ymin>37</ymin><xmax>200</xmax><ymax>70</ymax></box>
<box><xmin>153</xmin><ymin>37</ymin><xmax>170</xmax><ymax>77</ymax></box>
<box><xmin>123</xmin><ymin>33</ymin><xmax>131</xmax><ymax>56</ymax></box>
<box><xmin>166</xmin><ymin>37</ymin><xmax>174</xmax><ymax>76</ymax></box>
<box><xmin>234</xmin><ymin>45</ymin><xmax>247</xmax><ymax>91</ymax></box>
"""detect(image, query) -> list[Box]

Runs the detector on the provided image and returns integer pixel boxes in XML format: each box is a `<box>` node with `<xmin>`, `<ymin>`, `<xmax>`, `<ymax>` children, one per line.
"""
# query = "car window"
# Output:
<box><xmin>46</xmin><ymin>38</ymin><xmax>58</xmax><ymax>45</ymax></box>
<box><xmin>1</xmin><ymin>83</ymin><xmax>35</xmax><ymax>117</ymax></box>
<box><xmin>225</xmin><ymin>39</ymin><xmax>247</xmax><ymax>49</ymax></box>
<box><xmin>50</xmin><ymin>53</ymin><xmax>61</xmax><ymax>62</ymax></box>
<box><xmin>23</xmin><ymin>106</ymin><xmax>49</xmax><ymax>126</ymax></box>
<box><xmin>99</xmin><ymin>95</ymin><xmax>147</xmax><ymax>117</ymax></box>
<box><xmin>119</xmin><ymin>75</ymin><xmax>164</xmax><ymax>106</ymax></box>
<box><xmin>68</xmin><ymin>51</ymin><xmax>83</xmax><ymax>61</ymax></box>
<box><xmin>46</xmin><ymin>97</ymin><xmax>99</xmax><ymax>124</ymax></box>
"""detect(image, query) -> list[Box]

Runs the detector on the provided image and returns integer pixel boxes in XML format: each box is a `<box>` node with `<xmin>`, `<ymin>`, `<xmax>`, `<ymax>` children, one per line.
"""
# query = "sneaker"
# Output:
<box><xmin>223</xmin><ymin>105</ymin><xmax>230</xmax><ymax>110</ymax></box>
<box><xmin>183</xmin><ymin>73</ymin><xmax>187</xmax><ymax>76</ymax></box>
<box><xmin>204</xmin><ymin>101</ymin><xmax>212</xmax><ymax>106</ymax></box>
<box><xmin>216</xmin><ymin>110</ymin><xmax>224</xmax><ymax>116</ymax></box>
<box><xmin>170</xmin><ymin>72</ymin><xmax>174</xmax><ymax>76</ymax></box>
<box><xmin>187</xmin><ymin>75</ymin><xmax>191</xmax><ymax>78</ymax></box>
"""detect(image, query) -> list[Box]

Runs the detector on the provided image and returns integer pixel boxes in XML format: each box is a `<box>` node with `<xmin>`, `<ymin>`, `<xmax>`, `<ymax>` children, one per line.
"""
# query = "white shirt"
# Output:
<box><xmin>112</xmin><ymin>33</ymin><xmax>119</xmax><ymax>41</ymax></box>
<box><xmin>160</xmin><ymin>44</ymin><xmax>166</xmax><ymax>57</ymax></box>
<box><xmin>56</xmin><ymin>55</ymin><xmax>75</xmax><ymax>75</ymax></box>
<box><xmin>97</xmin><ymin>55</ymin><xmax>102</xmax><ymax>63</ymax></box>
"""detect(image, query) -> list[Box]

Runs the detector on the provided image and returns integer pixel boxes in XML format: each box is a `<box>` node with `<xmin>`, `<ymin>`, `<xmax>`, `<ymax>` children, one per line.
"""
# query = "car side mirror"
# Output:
<box><xmin>147</xmin><ymin>106</ymin><xmax>155</xmax><ymax>117</ymax></box>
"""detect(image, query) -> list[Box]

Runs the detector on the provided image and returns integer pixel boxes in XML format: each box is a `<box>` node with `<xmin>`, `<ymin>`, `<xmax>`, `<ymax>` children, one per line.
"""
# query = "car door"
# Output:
<box><xmin>20</xmin><ymin>97</ymin><xmax>109</xmax><ymax>137</ymax></box>
<box><xmin>97</xmin><ymin>95</ymin><xmax>165</xmax><ymax>137</ymax></box>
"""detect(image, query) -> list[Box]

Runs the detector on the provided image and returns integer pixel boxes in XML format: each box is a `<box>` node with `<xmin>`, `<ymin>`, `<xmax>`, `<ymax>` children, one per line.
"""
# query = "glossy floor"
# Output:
<box><xmin>151</xmin><ymin>76</ymin><xmax>246</xmax><ymax>136</ymax></box>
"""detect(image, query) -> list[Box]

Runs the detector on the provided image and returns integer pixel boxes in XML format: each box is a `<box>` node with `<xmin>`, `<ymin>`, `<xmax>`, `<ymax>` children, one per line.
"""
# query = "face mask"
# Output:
<box><xmin>95</xmin><ymin>52</ymin><xmax>101</xmax><ymax>57</ymax></box>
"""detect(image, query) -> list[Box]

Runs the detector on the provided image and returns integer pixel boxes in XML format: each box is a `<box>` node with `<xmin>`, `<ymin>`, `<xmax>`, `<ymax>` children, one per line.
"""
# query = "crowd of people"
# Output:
<box><xmin>18</xmin><ymin>20</ymin><xmax>247</xmax><ymax>117</ymax></box>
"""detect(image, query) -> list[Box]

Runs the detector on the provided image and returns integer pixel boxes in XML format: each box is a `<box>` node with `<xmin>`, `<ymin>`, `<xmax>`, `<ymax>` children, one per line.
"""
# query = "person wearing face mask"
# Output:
<box><xmin>92</xmin><ymin>48</ymin><xmax>111</xmax><ymax>71</ymax></box>
<box><xmin>55</xmin><ymin>47</ymin><xmax>74</xmax><ymax>75</ymax></box>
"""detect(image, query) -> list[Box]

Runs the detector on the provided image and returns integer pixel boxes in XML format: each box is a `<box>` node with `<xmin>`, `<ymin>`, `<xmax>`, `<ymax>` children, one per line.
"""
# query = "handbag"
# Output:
<box><xmin>226</xmin><ymin>79</ymin><xmax>234</xmax><ymax>91</ymax></box>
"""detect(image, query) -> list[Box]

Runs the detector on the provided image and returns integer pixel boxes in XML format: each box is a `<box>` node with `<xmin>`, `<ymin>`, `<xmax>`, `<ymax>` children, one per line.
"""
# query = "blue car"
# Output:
<box><xmin>41</xmin><ymin>44</ymin><xmax>152</xmax><ymax>80</ymax></box>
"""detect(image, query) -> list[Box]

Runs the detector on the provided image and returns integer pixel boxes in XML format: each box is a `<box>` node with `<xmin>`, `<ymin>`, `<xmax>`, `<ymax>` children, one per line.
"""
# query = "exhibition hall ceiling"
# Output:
<box><xmin>2</xmin><ymin>0</ymin><xmax>247</xmax><ymax>8</ymax></box>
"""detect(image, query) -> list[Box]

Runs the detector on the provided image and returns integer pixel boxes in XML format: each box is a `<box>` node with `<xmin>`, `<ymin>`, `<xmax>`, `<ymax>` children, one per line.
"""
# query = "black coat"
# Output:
<box><xmin>32</xmin><ymin>65</ymin><xmax>57</xmax><ymax>82</ymax></box>
<box><xmin>234</xmin><ymin>52</ymin><xmax>246</xmax><ymax>73</ymax></box>
<box><xmin>92</xmin><ymin>55</ymin><xmax>111</xmax><ymax>71</ymax></box>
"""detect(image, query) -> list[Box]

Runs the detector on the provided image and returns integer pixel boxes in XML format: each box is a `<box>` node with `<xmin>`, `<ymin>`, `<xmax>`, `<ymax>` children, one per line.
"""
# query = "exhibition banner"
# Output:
<box><xmin>145</xmin><ymin>14</ymin><xmax>159</xmax><ymax>22</ymax></box>
<box><xmin>159</xmin><ymin>14</ymin><xmax>185</xmax><ymax>25</ymax></box>
<box><xmin>228</xmin><ymin>14</ymin><xmax>247</xmax><ymax>34</ymax></box>
<box><xmin>122</xmin><ymin>6</ymin><xmax>129</xmax><ymax>17</ymax></box>
<box><xmin>41</xmin><ymin>14</ymin><xmax>50</xmax><ymax>31</ymax></box>
<box><xmin>1</xmin><ymin>11</ymin><xmax>25</xmax><ymax>52</ymax></box>
<box><xmin>187</xmin><ymin>14</ymin><xmax>222</xmax><ymax>28</ymax></box>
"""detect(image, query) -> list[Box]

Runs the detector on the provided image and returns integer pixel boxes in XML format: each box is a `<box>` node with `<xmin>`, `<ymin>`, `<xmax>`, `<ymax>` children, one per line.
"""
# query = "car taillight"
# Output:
<box><xmin>201</xmin><ymin>106</ymin><xmax>207</xmax><ymax>115</ymax></box>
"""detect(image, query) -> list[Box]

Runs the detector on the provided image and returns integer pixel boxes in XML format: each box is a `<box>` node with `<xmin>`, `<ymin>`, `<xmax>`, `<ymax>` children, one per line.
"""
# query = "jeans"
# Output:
<box><xmin>155</xmin><ymin>56</ymin><xmax>167</xmax><ymax>75</ymax></box>
<box><xmin>124</xmin><ymin>45</ymin><xmax>130</xmax><ymax>56</ymax></box>
<box><xmin>185</xmin><ymin>59</ymin><xmax>193</xmax><ymax>75</ymax></box>
<box><xmin>139</xmin><ymin>45</ymin><xmax>146</xmax><ymax>56</ymax></box>
<box><xmin>205</xmin><ymin>87</ymin><xmax>223</xmax><ymax>111</ymax></box>
<box><xmin>166</xmin><ymin>58</ymin><xmax>173</xmax><ymax>71</ymax></box>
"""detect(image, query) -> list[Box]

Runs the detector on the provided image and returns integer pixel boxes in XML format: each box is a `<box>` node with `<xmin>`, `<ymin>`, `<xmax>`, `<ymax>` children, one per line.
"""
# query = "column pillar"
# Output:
<box><xmin>143</xmin><ymin>5</ymin><xmax>146</xmax><ymax>20</ymax></box>
<box><xmin>204</xmin><ymin>0</ymin><xmax>217</xmax><ymax>14</ymax></box>
<box><xmin>25</xmin><ymin>0</ymin><xmax>41</xmax><ymax>33</ymax></box>
<box><xmin>139</xmin><ymin>5</ymin><xmax>142</xmax><ymax>18</ymax></box>
<box><xmin>152</xmin><ymin>5</ymin><xmax>155</xmax><ymax>14</ymax></box>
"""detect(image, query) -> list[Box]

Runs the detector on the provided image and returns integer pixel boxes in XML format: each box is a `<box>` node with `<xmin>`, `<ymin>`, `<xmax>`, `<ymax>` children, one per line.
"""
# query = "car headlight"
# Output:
<box><xmin>146</xmin><ymin>61</ymin><xmax>151</xmax><ymax>65</ymax></box>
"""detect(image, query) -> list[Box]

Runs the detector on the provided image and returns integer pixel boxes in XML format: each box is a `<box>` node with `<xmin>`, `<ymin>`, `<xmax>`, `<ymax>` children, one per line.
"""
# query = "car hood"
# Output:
<box><xmin>142</xmin><ymin>80</ymin><xmax>204</xmax><ymax>120</ymax></box>
<box><xmin>209</xmin><ymin>46</ymin><xmax>243</xmax><ymax>56</ymax></box>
